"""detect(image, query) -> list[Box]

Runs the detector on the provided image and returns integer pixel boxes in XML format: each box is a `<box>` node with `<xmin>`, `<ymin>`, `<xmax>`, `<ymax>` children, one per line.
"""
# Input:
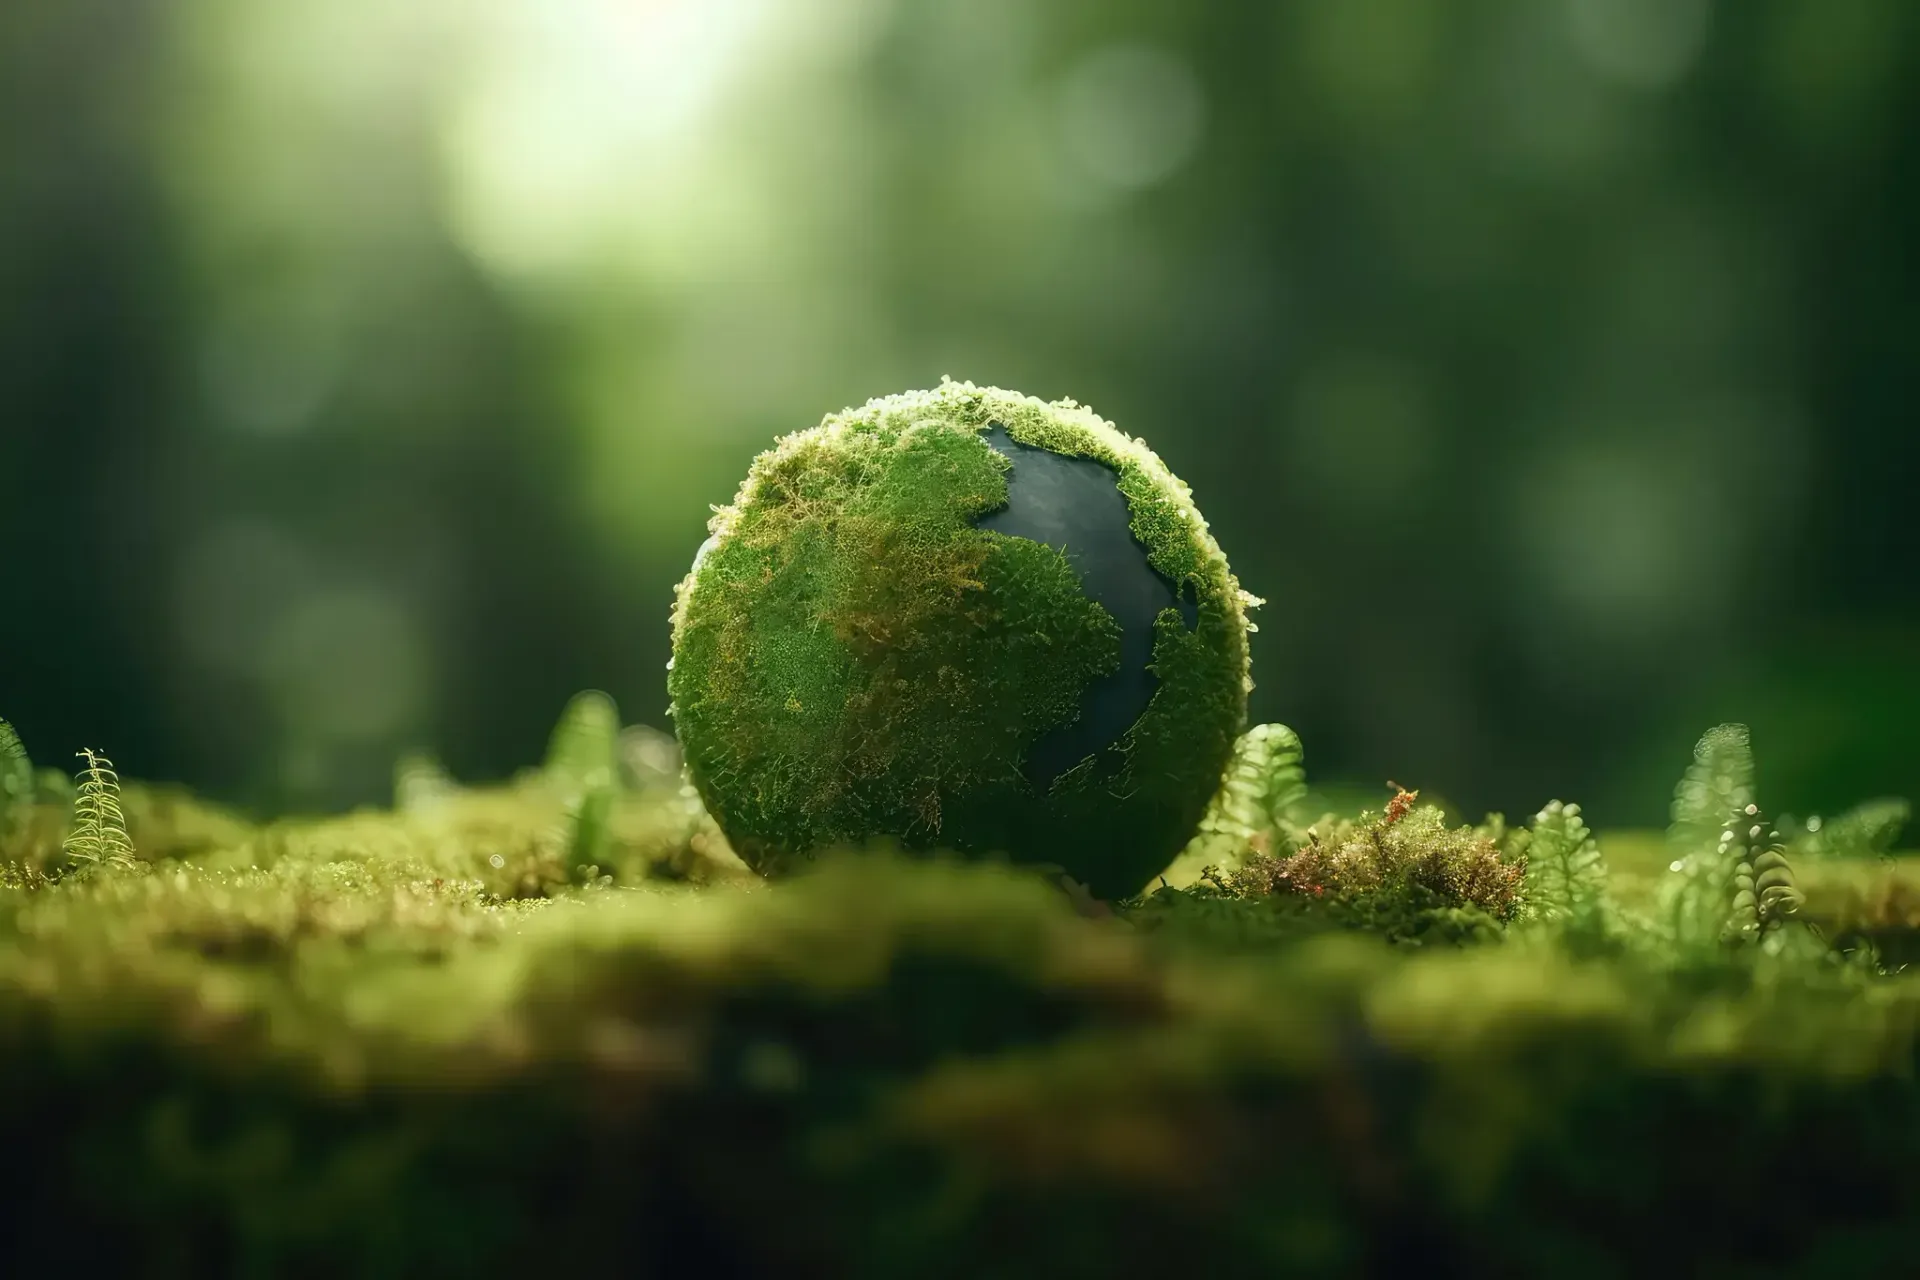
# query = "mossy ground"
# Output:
<box><xmin>4</xmin><ymin>728</ymin><xmax>1920</xmax><ymax>1277</ymax></box>
<box><xmin>668</xmin><ymin>380</ymin><xmax>1258</xmax><ymax>899</ymax></box>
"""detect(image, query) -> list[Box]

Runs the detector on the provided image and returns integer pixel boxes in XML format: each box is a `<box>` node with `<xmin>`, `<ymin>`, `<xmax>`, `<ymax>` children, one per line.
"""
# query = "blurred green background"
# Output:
<box><xmin>2</xmin><ymin>0</ymin><xmax>1915</xmax><ymax>828</ymax></box>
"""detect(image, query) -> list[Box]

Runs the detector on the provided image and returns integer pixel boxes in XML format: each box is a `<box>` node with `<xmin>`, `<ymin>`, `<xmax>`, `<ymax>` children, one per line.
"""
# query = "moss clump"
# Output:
<box><xmin>2</xmin><ymin>706</ymin><xmax>1920</xmax><ymax>1274</ymax></box>
<box><xmin>5</xmin><ymin>804</ymin><xmax>1920</xmax><ymax>1276</ymax></box>
<box><xmin>1228</xmin><ymin>796</ymin><xmax>1523</xmax><ymax>916</ymax></box>
<box><xmin>1170</xmin><ymin>791</ymin><xmax>1524</xmax><ymax>949</ymax></box>
<box><xmin>668</xmin><ymin>379</ymin><xmax>1258</xmax><ymax>899</ymax></box>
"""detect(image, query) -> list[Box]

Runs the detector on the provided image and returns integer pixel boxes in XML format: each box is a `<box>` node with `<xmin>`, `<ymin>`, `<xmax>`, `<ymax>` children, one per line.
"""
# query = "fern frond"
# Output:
<box><xmin>544</xmin><ymin>693</ymin><xmax>625</xmax><ymax>877</ymax></box>
<box><xmin>567</xmin><ymin>786</ymin><xmax>614</xmax><ymax>874</ymax></box>
<box><xmin>1800</xmin><ymin>799</ymin><xmax>1909</xmax><ymax>863</ymax></box>
<box><xmin>1661</xmin><ymin>724</ymin><xmax>1756</xmax><ymax>952</ymax></box>
<box><xmin>1197</xmin><ymin>723</ymin><xmax>1308</xmax><ymax>851</ymax></box>
<box><xmin>545</xmin><ymin>691</ymin><xmax>621</xmax><ymax>799</ymax></box>
<box><xmin>64</xmin><ymin>748</ymin><xmax>138</xmax><ymax>873</ymax></box>
<box><xmin>1523</xmin><ymin>800</ymin><xmax>1608</xmax><ymax>936</ymax></box>
<box><xmin>0</xmin><ymin>718</ymin><xmax>31</xmax><ymax>837</ymax></box>
<box><xmin>1670</xmin><ymin>724</ymin><xmax>1755</xmax><ymax>851</ymax></box>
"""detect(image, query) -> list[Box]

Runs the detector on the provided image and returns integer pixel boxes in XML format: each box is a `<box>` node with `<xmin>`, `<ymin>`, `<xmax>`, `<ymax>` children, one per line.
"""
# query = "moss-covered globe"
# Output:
<box><xmin>667</xmin><ymin>381</ymin><xmax>1258</xmax><ymax>898</ymax></box>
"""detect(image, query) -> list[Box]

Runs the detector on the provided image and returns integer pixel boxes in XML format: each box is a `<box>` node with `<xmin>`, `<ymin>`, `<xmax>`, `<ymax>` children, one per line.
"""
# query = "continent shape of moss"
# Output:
<box><xmin>668</xmin><ymin>381</ymin><xmax>1256</xmax><ymax>898</ymax></box>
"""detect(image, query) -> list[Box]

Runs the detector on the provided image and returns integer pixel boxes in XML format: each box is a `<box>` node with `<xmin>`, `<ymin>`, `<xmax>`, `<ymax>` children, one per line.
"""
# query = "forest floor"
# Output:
<box><xmin>2</xmin><ymin>712</ymin><xmax>1918</xmax><ymax>1277</ymax></box>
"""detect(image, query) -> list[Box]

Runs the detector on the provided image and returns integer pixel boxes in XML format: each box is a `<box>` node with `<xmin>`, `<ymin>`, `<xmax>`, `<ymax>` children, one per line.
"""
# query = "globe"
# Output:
<box><xmin>667</xmin><ymin>380</ymin><xmax>1257</xmax><ymax>898</ymax></box>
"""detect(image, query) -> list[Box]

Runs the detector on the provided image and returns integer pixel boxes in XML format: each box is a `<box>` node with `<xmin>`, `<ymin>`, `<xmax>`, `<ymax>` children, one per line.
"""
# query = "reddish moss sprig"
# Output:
<box><xmin>1206</xmin><ymin>791</ymin><xmax>1526</xmax><ymax>924</ymax></box>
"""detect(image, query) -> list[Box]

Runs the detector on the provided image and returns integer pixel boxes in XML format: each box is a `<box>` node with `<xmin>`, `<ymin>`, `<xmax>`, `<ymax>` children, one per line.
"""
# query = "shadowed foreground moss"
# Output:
<box><xmin>4</xmin><ymin>762</ymin><xmax>1920</xmax><ymax>1278</ymax></box>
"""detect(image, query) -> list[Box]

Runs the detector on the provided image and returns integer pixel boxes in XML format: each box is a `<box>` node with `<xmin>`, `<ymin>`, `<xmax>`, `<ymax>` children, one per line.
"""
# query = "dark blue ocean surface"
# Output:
<box><xmin>974</xmin><ymin>424</ymin><xmax>1198</xmax><ymax>791</ymax></box>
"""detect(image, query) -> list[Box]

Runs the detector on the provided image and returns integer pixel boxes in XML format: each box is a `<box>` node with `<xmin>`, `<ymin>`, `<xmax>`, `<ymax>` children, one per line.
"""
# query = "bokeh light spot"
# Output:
<box><xmin>438</xmin><ymin>0</ymin><xmax>777</xmax><ymax>289</ymax></box>
<box><xmin>262</xmin><ymin>587</ymin><xmax>432</xmax><ymax>744</ymax></box>
<box><xmin>174</xmin><ymin>522</ymin><xmax>316</xmax><ymax>675</ymax></box>
<box><xmin>1291</xmin><ymin>0</ymin><xmax>1444</xmax><ymax>125</ymax></box>
<box><xmin>1564</xmin><ymin>0</ymin><xmax>1713</xmax><ymax>91</ymax></box>
<box><xmin>1055</xmin><ymin>44</ymin><xmax>1206</xmax><ymax>194</ymax></box>
<box><xmin>198</xmin><ymin>299</ymin><xmax>344</xmax><ymax>436</ymax></box>
<box><xmin>1509</xmin><ymin>429</ymin><xmax>1746</xmax><ymax>676</ymax></box>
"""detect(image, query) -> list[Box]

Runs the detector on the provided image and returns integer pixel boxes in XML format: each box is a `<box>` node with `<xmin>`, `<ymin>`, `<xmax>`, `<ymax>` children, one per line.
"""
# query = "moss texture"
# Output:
<box><xmin>668</xmin><ymin>380</ymin><xmax>1258</xmax><ymax>899</ymax></box>
<box><xmin>5</xmin><ymin>701</ymin><xmax>1920</xmax><ymax>1275</ymax></box>
<box><xmin>4</xmin><ymin>776</ymin><xmax>1920</xmax><ymax>1277</ymax></box>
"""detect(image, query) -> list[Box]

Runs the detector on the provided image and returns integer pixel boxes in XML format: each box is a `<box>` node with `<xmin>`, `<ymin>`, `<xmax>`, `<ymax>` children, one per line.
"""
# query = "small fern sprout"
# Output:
<box><xmin>546</xmin><ymin>691</ymin><xmax>622</xmax><ymax>799</ymax></box>
<box><xmin>1661</xmin><ymin>723</ymin><xmax>1759</xmax><ymax>954</ymax></box>
<box><xmin>1524</xmin><ymin>800</ymin><xmax>1611</xmax><ymax>943</ymax></box>
<box><xmin>1186</xmin><ymin>723</ymin><xmax>1308</xmax><ymax>864</ymax></box>
<box><xmin>1671</xmin><ymin>724</ymin><xmax>1756</xmax><ymax>853</ymax></box>
<box><xmin>568</xmin><ymin>785</ymin><xmax>615</xmax><ymax>875</ymax></box>
<box><xmin>64</xmin><ymin>748</ymin><xmax>138</xmax><ymax>874</ymax></box>
<box><xmin>544</xmin><ymin>692</ymin><xmax>624</xmax><ymax>877</ymax></box>
<box><xmin>0</xmin><ymin>717</ymin><xmax>32</xmax><ymax>840</ymax></box>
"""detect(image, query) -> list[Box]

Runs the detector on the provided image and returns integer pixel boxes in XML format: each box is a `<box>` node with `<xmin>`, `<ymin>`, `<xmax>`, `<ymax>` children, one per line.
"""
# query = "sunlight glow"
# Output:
<box><xmin>440</xmin><ymin>0</ymin><xmax>778</xmax><ymax>287</ymax></box>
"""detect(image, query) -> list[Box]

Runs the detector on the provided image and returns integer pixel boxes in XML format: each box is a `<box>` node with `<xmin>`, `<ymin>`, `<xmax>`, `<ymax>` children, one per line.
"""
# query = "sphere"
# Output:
<box><xmin>667</xmin><ymin>381</ymin><xmax>1257</xmax><ymax>898</ymax></box>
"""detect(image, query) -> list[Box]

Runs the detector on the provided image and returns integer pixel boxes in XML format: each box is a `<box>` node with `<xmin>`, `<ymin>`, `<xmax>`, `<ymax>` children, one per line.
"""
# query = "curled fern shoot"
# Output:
<box><xmin>1721</xmin><ymin>803</ymin><xmax>1804</xmax><ymax>942</ymax></box>
<box><xmin>64</xmin><ymin>748</ymin><xmax>138</xmax><ymax>874</ymax></box>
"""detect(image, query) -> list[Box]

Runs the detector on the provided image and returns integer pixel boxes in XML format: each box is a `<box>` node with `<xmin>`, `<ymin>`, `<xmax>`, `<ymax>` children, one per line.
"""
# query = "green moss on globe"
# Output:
<box><xmin>667</xmin><ymin>380</ymin><xmax>1258</xmax><ymax>898</ymax></box>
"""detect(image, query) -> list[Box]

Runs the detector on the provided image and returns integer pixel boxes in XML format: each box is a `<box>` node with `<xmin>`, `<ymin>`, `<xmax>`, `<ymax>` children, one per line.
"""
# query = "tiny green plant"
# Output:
<box><xmin>1522</xmin><ymin>799</ymin><xmax>1612</xmax><ymax>946</ymax></box>
<box><xmin>1655</xmin><ymin>724</ymin><xmax>1825</xmax><ymax>962</ymax></box>
<box><xmin>545</xmin><ymin>690</ymin><xmax>621</xmax><ymax>798</ymax></box>
<box><xmin>545</xmin><ymin>691</ymin><xmax>621</xmax><ymax>874</ymax></box>
<box><xmin>1660</xmin><ymin>724</ymin><xmax>1758</xmax><ymax>956</ymax></box>
<box><xmin>1188</xmin><ymin>722</ymin><xmax>1308</xmax><ymax>862</ymax></box>
<box><xmin>0</xmin><ymin>717</ymin><xmax>31</xmax><ymax>840</ymax></box>
<box><xmin>63</xmin><ymin>748</ymin><xmax>138</xmax><ymax>874</ymax></box>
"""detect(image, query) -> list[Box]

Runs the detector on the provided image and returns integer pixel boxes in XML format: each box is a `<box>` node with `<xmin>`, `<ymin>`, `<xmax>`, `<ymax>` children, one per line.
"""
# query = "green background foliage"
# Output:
<box><xmin>2</xmin><ymin>0</ymin><xmax>1917</xmax><ymax>829</ymax></box>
